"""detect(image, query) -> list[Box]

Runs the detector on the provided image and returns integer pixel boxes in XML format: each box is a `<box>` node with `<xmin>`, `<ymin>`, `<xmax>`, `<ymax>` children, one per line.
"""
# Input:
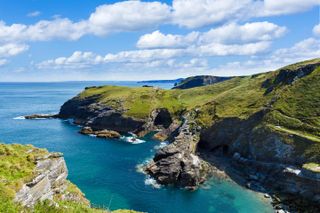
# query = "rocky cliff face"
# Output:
<box><xmin>14</xmin><ymin>152</ymin><xmax>85</xmax><ymax>207</ymax></box>
<box><xmin>59</xmin><ymin>96</ymin><xmax>145</xmax><ymax>133</ymax></box>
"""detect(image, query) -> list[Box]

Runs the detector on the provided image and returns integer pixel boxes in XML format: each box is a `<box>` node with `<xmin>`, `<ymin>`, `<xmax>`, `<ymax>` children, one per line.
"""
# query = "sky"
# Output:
<box><xmin>0</xmin><ymin>0</ymin><xmax>319</xmax><ymax>82</ymax></box>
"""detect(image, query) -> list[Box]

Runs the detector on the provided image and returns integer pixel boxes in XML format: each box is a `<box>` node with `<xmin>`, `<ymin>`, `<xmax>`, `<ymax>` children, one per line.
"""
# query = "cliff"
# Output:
<box><xmin>0</xmin><ymin>143</ymin><xmax>140</xmax><ymax>213</ymax></box>
<box><xmin>58</xmin><ymin>58</ymin><xmax>320</xmax><ymax>209</ymax></box>
<box><xmin>172</xmin><ymin>75</ymin><xmax>232</xmax><ymax>89</ymax></box>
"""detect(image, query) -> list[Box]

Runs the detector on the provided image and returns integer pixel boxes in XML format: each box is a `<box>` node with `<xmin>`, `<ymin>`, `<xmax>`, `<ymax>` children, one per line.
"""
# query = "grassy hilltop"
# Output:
<box><xmin>80</xmin><ymin>59</ymin><xmax>320</xmax><ymax>131</ymax></box>
<box><xmin>77</xmin><ymin>58</ymin><xmax>320</xmax><ymax>164</ymax></box>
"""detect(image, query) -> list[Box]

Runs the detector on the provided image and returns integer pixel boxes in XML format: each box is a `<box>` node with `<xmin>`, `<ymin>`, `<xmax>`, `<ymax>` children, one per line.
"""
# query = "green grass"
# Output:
<box><xmin>75</xmin><ymin>58</ymin><xmax>320</xmax><ymax>163</ymax></box>
<box><xmin>302</xmin><ymin>162</ymin><xmax>320</xmax><ymax>173</ymax></box>
<box><xmin>0</xmin><ymin>143</ymin><xmax>142</xmax><ymax>213</ymax></box>
<box><xmin>78</xmin><ymin>60</ymin><xmax>319</xmax><ymax>133</ymax></box>
<box><xmin>79</xmin><ymin>74</ymin><xmax>273</xmax><ymax>123</ymax></box>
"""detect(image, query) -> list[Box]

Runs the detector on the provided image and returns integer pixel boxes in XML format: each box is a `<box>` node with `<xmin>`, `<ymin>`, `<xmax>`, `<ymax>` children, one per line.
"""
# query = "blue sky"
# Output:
<box><xmin>0</xmin><ymin>0</ymin><xmax>319</xmax><ymax>81</ymax></box>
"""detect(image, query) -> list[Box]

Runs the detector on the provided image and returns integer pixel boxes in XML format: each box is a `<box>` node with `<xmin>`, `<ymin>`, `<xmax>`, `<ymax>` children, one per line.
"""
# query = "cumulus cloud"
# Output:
<box><xmin>260</xmin><ymin>0</ymin><xmax>320</xmax><ymax>16</ymax></box>
<box><xmin>212</xmin><ymin>38</ymin><xmax>320</xmax><ymax>76</ymax></box>
<box><xmin>171</xmin><ymin>0</ymin><xmax>253</xmax><ymax>28</ymax></box>
<box><xmin>37</xmin><ymin>21</ymin><xmax>289</xmax><ymax>70</ymax></box>
<box><xmin>200</xmin><ymin>22</ymin><xmax>287</xmax><ymax>44</ymax></box>
<box><xmin>313</xmin><ymin>24</ymin><xmax>320</xmax><ymax>36</ymax></box>
<box><xmin>37</xmin><ymin>36</ymin><xmax>320</xmax><ymax>78</ymax></box>
<box><xmin>0</xmin><ymin>43</ymin><xmax>29</xmax><ymax>58</ymax></box>
<box><xmin>171</xmin><ymin>0</ymin><xmax>320</xmax><ymax>28</ymax></box>
<box><xmin>88</xmin><ymin>1</ymin><xmax>171</xmax><ymax>35</ymax></box>
<box><xmin>197</xmin><ymin>41</ymin><xmax>271</xmax><ymax>56</ymax></box>
<box><xmin>37</xmin><ymin>40</ymin><xmax>271</xmax><ymax>70</ymax></box>
<box><xmin>0</xmin><ymin>19</ymin><xmax>88</xmax><ymax>42</ymax></box>
<box><xmin>137</xmin><ymin>22</ymin><xmax>286</xmax><ymax>49</ymax></box>
<box><xmin>37</xmin><ymin>51</ymin><xmax>104</xmax><ymax>69</ymax></box>
<box><xmin>137</xmin><ymin>31</ymin><xmax>199</xmax><ymax>49</ymax></box>
<box><xmin>0</xmin><ymin>0</ymin><xmax>317</xmax><ymax>44</ymax></box>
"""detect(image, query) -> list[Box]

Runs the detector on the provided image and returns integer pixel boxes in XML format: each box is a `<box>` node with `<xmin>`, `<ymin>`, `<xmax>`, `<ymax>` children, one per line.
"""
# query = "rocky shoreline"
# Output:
<box><xmin>25</xmin><ymin>105</ymin><xmax>320</xmax><ymax>213</ymax></box>
<box><xmin>25</xmin><ymin>105</ymin><xmax>320</xmax><ymax>212</ymax></box>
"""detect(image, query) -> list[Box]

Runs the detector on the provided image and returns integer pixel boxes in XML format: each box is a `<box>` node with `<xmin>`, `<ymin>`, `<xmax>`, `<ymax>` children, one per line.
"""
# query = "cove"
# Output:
<box><xmin>0</xmin><ymin>82</ymin><xmax>273</xmax><ymax>213</ymax></box>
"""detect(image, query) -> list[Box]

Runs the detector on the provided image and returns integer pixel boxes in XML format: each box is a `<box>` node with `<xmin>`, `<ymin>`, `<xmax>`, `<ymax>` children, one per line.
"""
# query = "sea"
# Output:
<box><xmin>0</xmin><ymin>82</ymin><xmax>273</xmax><ymax>213</ymax></box>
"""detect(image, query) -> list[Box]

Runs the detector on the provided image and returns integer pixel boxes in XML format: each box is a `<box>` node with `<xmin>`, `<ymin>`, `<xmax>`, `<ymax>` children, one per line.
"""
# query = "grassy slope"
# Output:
<box><xmin>78</xmin><ymin>59</ymin><xmax>320</xmax><ymax>163</ymax></box>
<box><xmin>80</xmin><ymin>74</ymin><xmax>272</xmax><ymax>122</ymax></box>
<box><xmin>0</xmin><ymin>143</ymin><xmax>141</xmax><ymax>213</ymax></box>
<box><xmin>79</xmin><ymin>59</ymin><xmax>319</xmax><ymax>130</ymax></box>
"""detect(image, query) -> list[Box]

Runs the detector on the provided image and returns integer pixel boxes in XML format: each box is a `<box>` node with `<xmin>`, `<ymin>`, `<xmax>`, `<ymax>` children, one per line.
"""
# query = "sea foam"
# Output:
<box><xmin>13</xmin><ymin>116</ymin><xmax>25</xmax><ymax>120</ymax></box>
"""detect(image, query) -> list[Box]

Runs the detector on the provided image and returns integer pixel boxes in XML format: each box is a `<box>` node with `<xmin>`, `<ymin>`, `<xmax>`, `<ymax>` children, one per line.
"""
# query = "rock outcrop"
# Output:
<box><xmin>24</xmin><ymin>114</ymin><xmax>58</xmax><ymax>119</ymax></box>
<box><xmin>80</xmin><ymin>126</ymin><xmax>121</xmax><ymax>139</ymax></box>
<box><xmin>59</xmin><ymin>96</ymin><xmax>145</xmax><ymax>133</ymax></box>
<box><xmin>145</xmin><ymin>115</ymin><xmax>211</xmax><ymax>189</ymax></box>
<box><xmin>14</xmin><ymin>152</ymin><xmax>71</xmax><ymax>207</ymax></box>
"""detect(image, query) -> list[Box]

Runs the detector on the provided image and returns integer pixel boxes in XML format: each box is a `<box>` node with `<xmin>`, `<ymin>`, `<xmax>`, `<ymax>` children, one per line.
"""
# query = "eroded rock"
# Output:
<box><xmin>15</xmin><ymin>153</ymin><xmax>68</xmax><ymax>207</ymax></box>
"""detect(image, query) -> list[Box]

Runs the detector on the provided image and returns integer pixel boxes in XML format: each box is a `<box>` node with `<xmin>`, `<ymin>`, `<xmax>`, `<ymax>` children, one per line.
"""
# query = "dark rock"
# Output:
<box><xmin>24</xmin><ymin>114</ymin><xmax>58</xmax><ymax>119</ymax></box>
<box><xmin>145</xmin><ymin>116</ymin><xmax>211</xmax><ymax>188</ymax></box>
<box><xmin>59</xmin><ymin>96</ymin><xmax>145</xmax><ymax>133</ymax></box>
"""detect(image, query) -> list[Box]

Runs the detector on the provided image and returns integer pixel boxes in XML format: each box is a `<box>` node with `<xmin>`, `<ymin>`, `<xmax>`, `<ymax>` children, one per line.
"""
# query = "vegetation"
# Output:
<box><xmin>78</xmin><ymin>58</ymin><xmax>320</xmax><ymax>162</ymax></box>
<box><xmin>302</xmin><ymin>162</ymin><xmax>320</xmax><ymax>173</ymax></box>
<box><xmin>0</xmin><ymin>143</ymin><xmax>141</xmax><ymax>213</ymax></box>
<box><xmin>80</xmin><ymin>74</ymin><xmax>272</xmax><ymax>121</ymax></box>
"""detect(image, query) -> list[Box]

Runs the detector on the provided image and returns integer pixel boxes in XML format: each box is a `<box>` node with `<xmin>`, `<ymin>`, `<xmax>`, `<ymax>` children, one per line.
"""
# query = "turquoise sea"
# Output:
<box><xmin>0</xmin><ymin>82</ymin><xmax>273</xmax><ymax>213</ymax></box>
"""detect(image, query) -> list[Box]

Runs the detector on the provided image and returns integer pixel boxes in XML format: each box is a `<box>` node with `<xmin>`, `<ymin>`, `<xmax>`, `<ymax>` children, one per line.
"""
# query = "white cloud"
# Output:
<box><xmin>171</xmin><ymin>0</ymin><xmax>253</xmax><ymax>28</ymax></box>
<box><xmin>37</xmin><ymin>51</ymin><xmax>104</xmax><ymax>69</ymax></box>
<box><xmin>136</xmin><ymin>22</ymin><xmax>285</xmax><ymax>56</ymax></box>
<box><xmin>0</xmin><ymin>59</ymin><xmax>7</xmax><ymax>66</ymax></box>
<box><xmin>36</xmin><ymin>37</ymin><xmax>320</xmax><ymax>79</ymax></box>
<box><xmin>137</xmin><ymin>22</ymin><xmax>285</xmax><ymax>49</ymax></box>
<box><xmin>212</xmin><ymin>38</ymin><xmax>320</xmax><ymax>76</ymax></box>
<box><xmin>88</xmin><ymin>1</ymin><xmax>171</xmax><ymax>35</ymax></box>
<box><xmin>0</xmin><ymin>0</ymin><xmax>317</xmax><ymax>45</ymax></box>
<box><xmin>37</xmin><ymin>40</ymin><xmax>271</xmax><ymax>70</ymax></box>
<box><xmin>200</xmin><ymin>22</ymin><xmax>287</xmax><ymax>44</ymax></box>
<box><xmin>0</xmin><ymin>1</ymin><xmax>170</xmax><ymax>43</ymax></box>
<box><xmin>313</xmin><ymin>24</ymin><xmax>320</xmax><ymax>36</ymax></box>
<box><xmin>137</xmin><ymin>31</ymin><xmax>199</xmax><ymax>49</ymax></box>
<box><xmin>260</xmin><ymin>0</ymin><xmax>320</xmax><ymax>16</ymax></box>
<box><xmin>0</xmin><ymin>19</ymin><xmax>88</xmax><ymax>42</ymax></box>
<box><xmin>0</xmin><ymin>43</ymin><xmax>29</xmax><ymax>58</ymax></box>
<box><xmin>271</xmin><ymin>38</ymin><xmax>320</xmax><ymax>64</ymax></box>
<box><xmin>27</xmin><ymin>11</ymin><xmax>41</xmax><ymax>17</ymax></box>
<box><xmin>38</xmin><ymin>21</ymin><xmax>289</xmax><ymax>70</ymax></box>
<box><xmin>197</xmin><ymin>41</ymin><xmax>271</xmax><ymax>56</ymax></box>
<box><xmin>171</xmin><ymin>0</ymin><xmax>320</xmax><ymax>28</ymax></box>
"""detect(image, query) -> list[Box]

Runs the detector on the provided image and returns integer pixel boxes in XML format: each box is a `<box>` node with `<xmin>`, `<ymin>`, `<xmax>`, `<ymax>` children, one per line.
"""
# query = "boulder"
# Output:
<box><xmin>95</xmin><ymin>129</ymin><xmax>121</xmax><ymax>139</ymax></box>
<box><xmin>79</xmin><ymin>126</ymin><xmax>94</xmax><ymax>135</ymax></box>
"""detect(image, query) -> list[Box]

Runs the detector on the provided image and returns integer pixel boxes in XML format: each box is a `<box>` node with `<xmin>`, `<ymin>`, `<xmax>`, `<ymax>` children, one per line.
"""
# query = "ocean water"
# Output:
<box><xmin>0</xmin><ymin>82</ymin><xmax>273</xmax><ymax>213</ymax></box>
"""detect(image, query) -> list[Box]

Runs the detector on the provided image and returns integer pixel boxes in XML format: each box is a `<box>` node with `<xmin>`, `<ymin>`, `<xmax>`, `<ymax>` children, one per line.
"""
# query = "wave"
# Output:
<box><xmin>120</xmin><ymin>136</ymin><xmax>146</xmax><ymax>144</ymax></box>
<box><xmin>13</xmin><ymin>116</ymin><xmax>25</xmax><ymax>120</ymax></box>
<box><xmin>154</xmin><ymin>141</ymin><xmax>169</xmax><ymax>150</ymax></box>
<box><xmin>144</xmin><ymin>176</ymin><xmax>161</xmax><ymax>189</ymax></box>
